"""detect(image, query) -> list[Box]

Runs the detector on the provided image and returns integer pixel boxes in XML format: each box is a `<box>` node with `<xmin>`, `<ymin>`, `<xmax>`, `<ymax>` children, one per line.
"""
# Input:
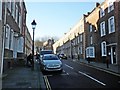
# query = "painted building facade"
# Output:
<box><xmin>43</xmin><ymin>39</ymin><xmax>54</xmax><ymax>50</ymax></box>
<box><xmin>53</xmin><ymin>15</ymin><xmax>86</xmax><ymax>60</ymax></box>
<box><xmin>25</xmin><ymin>26</ymin><xmax>32</xmax><ymax>56</ymax></box>
<box><xmin>96</xmin><ymin>0</ymin><xmax>120</xmax><ymax>64</ymax></box>
<box><xmin>1</xmin><ymin>0</ymin><xmax>27</xmax><ymax>73</ymax></box>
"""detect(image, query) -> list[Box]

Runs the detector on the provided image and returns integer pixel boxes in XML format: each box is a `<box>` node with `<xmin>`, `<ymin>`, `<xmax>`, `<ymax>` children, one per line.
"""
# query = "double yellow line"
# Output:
<box><xmin>43</xmin><ymin>76</ymin><xmax>52</xmax><ymax>90</ymax></box>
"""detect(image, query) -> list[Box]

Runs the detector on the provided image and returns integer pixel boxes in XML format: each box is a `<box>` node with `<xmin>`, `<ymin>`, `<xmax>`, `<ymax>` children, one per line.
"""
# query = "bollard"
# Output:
<box><xmin>106</xmin><ymin>57</ymin><xmax>109</xmax><ymax>68</ymax></box>
<box><xmin>88</xmin><ymin>57</ymin><xmax>90</xmax><ymax>63</ymax></box>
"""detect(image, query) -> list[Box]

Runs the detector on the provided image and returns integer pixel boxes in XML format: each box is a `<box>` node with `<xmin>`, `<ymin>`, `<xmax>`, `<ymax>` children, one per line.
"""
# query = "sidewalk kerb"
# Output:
<box><xmin>78</xmin><ymin>61</ymin><xmax>120</xmax><ymax>77</ymax></box>
<box><xmin>69</xmin><ymin>58</ymin><xmax>120</xmax><ymax>77</ymax></box>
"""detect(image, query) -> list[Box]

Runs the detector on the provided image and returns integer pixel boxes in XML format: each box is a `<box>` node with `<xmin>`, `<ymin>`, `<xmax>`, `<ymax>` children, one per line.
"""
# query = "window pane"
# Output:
<box><xmin>109</xmin><ymin>16</ymin><xmax>115</xmax><ymax>33</ymax></box>
<box><xmin>101</xmin><ymin>42</ymin><xmax>106</xmax><ymax>56</ymax></box>
<box><xmin>100</xmin><ymin>21</ymin><xmax>106</xmax><ymax>36</ymax></box>
<box><xmin>90</xmin><ymin>48</ymin><xmax>93</xmax><ymax>56</ymax></box>
<box><xmin>89</xmin><ymin>25</ymin><xmax>92</xmax><ymax>32</ymax></box>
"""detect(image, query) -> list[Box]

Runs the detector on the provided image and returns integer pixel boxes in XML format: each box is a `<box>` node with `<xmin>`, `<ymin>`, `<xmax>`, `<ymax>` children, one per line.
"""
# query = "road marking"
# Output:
<box><xmin>63</xmin><ymin>70</ymin><xmax>65</xmax><ymax>72</ymax></box>
<box><xmin>62</xmin><ymin>70</ymin><xmax>69</xmax><ymax>75</ymax></box>
<box><xmin>44</xmin><ymin>73</ymin><xmax>69</xmax><ymax>77</ymax></box>
<box><xmin>78</xmin><ymin>71</ymin><xmax>106</xmax><ymax>86</ymax></box>
<box><xmin>65</xmin><ymin>64</ymin><xmax>74</xmax><ymax>70</ymax></box>
<box><xmin>61</xmin><ymin>73</ymin><xmax>69</xmax><ymax>76</ymax></box>
<box><xmin>43</xmin><ymin>76</ymin><xmax>52</xmax><ymax>90</ymax></box>
<box><xmin>66</xmin><ymin>72</ymin><xmax>69</xmax><ymax>75</ymax></box>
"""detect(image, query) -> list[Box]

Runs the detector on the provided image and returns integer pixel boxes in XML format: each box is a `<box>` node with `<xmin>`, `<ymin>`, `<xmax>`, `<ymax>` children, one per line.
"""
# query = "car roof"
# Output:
<box><xmin>41</xmin><ymin>50</ymin><xmax>53</xmax><ymax>51</ymax></box>
<box><xmin>40</xmin><ymin>50</ymin><xmax>53</xmax><ymax>55</ymax></box>
<box><xmin>43</xmin><ymin>54</ymin><xmax>56</xmax><ymax>56</ymax></box>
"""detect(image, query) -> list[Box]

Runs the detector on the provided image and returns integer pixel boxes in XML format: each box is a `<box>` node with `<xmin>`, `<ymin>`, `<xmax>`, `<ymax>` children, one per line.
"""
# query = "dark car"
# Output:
<box><xmin>59</xmin><ymin>54</ymin><xmax>67</xmax><ymax>59</ymax></box>
<box><xmin>40</xmin><ymin>54</ymin><xmax>63</xmax><ymax>72</ymax></box>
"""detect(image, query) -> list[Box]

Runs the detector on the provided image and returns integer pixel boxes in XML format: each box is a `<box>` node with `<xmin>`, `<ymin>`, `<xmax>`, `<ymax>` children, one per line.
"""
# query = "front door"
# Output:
<box><xmin>110</xmin><ymin>46</ymin><xmax>116</xmax><ymax>64</ymax></box>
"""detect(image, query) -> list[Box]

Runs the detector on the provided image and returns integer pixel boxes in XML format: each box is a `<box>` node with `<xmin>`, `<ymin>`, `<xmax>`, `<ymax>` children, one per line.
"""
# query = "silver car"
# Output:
<box><xmin>40</xmin><ymin>54</ymin><xmax>63</xmax><ymax>72</ymax></box>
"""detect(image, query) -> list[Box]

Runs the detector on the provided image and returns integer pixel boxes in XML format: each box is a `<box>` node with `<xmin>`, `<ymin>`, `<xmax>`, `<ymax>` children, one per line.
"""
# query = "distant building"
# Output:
<box><xmin>25</xmin><ymin>26</ymin><xmax>32</xmax><ymax>56</ymax></box>
<box><xmin>43</xmin><ymin>39</ymin><xmax>54</xmax><ymax>50</ymax></box>
<box><xmin>35</xmin><ymin>40</ymin><xmax>43</xmax><ymax>54</ymax></box>
<box><xmin>53</xmin><ymin>15</ymin><xmax>87</xmax><ymax>59</ymax></box>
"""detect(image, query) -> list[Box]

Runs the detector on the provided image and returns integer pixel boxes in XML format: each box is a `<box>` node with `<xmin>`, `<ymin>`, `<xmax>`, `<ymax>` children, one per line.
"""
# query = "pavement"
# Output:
<box><xmin>1</xmin><ymin>58</ymin><xmax>120</xmax><ymax>90</ymax></box>
<box><xmin>74</xmin><ymin>58</ymin><xmax>120</xmax><ymax>77</ymax></box>
<box><xmin>1</xmin><ymin>59</ymin><xmax>46</xmax><ymax>90</ymax></box>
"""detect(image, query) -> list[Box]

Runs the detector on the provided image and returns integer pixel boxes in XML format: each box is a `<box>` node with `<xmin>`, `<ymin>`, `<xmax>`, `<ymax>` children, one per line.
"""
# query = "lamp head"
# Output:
<box><xmin>31</xmin><ymin>20</ymin><xmax>37</xmax><ymax>29</ymax></box>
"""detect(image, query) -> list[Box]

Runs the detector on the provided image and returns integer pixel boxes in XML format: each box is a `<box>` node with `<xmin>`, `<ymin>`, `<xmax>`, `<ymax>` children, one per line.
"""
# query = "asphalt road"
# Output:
<box><xmin>42</xmin><ymin>59</ymin><xmax>120</xmax><ymax>89</ymax></box>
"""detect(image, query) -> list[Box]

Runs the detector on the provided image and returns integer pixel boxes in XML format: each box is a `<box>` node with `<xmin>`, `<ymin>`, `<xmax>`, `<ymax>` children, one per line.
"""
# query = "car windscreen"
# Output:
<box><xmin>40</xmin><ymin>51</ymin><xmax>53</xmax><ymax>55</ymax></box>
<box><xmin>43</xmin><ymin>55</ymin><xmax>59</xmax><ymax>60</ymax></box>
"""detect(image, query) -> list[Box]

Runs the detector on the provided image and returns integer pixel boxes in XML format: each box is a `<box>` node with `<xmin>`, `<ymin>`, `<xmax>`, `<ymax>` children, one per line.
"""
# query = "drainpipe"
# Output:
<box><xmin>0</xmin><ymin>1</ymin><xmax>2</xmax><ymax>75</ymax></box>
<box><xmin>1</xmin><ymin>2</ymin><xmax>7</xmax><ymax>75</ymax></box>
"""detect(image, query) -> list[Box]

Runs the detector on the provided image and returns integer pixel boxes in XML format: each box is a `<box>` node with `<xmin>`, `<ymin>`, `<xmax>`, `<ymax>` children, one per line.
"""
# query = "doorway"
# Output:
<box><xmin>107</xmin><ymin>45</ymin><xmax>117</xmax><ymax>64</ymax></box>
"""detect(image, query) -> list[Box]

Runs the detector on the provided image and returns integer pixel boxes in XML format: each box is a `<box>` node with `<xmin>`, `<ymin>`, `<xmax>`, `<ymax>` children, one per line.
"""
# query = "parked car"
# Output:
<box><xmin>40</xmin><ymin>50</ymin><xmax>54</xmax><ymax>56</ymax></box>
<box><xmin>40</xmin><ymin>54</ymin><xmax>63</xmax><ymax>72</ymax></box>
<box><xmin>39</xmin><ymin>50</ymin><xmax>54</xmax><ymax>63</ymax></box>
<box><xmin>59</xmin><ymin>54</ymin><xmax>67</xmax><ymax>59</ymax></box>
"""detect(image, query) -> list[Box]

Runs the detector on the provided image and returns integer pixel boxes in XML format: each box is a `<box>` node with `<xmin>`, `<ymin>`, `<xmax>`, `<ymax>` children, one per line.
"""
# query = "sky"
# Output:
<box><xmin>25</xmin><ymin>0</ymin><xmax>104</xmax><ymax>40</ymax></box>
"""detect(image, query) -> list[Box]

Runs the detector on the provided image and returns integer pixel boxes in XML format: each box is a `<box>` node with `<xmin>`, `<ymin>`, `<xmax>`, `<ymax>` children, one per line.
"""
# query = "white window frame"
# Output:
<box><xmin>80</xmin><ymin>34</ymin><xmax>82</xmax><ymax>42</ymax></box>
<box><xmin>19</xmin><ymin>12</ymin><xmax>21</xmax><ymax>28</ymax></box>
<box><xmin>89</xmin><ymin>25</ymin><xmax>92</xmax><ymax>32</ymax></box>
<box><xmin>108</xmin><ymin>16</ymin><xmax>115</xmax><ymax>34</ymax></box>
<box><xmin>108</xmin><ymin>1</ymin><xmax>114</xmax><ymax>13</ymax></box>
<box><xmin>0</xmin><ymin>1</ymin><xmax>2</xmax><ymax>20</ymax></box>
<box><xmin>90</xmin><ymin>36</ymin><xmax>93</xmax><ymax>45</ymax></box>
<box><xmin>15</xmin><ymin>4</ymin><xmax>18</xmax><ymax>22</ymax></box>
<box><xmin>86</xmin><ymin>47</ymin><xmax>95</xmax><ymax>58</ymax></box>
<box><xmin>100</xmin><ymin>21</ymin><xmax>106</xmax><ymax>37</ymax></box>
<box><xmin>5</xmin><ymin>24</ymin><xmax>10</xmax><ymax>49</ymax></box>
<box><xmin>10</xmin><ymin>29</ymin><xmax>14</xmax><ymax>50</ymax></box>
<box><xmin>100</xmin><ymin>7</ymin><xmax>105</xmax><ymax>18</ymax></box>
<box><xmin>7</xmin><ymin>1</ymin><xmax>11</xmax><ymax>12</ymax></box>
<box><xmin>5</xmin><ymin>25</ymin><xmax>9</xmax><ymax>39</ymax></box>
<box><xmin>11</xmin><ymin>1</ymin><xmax>15</xmax><ymax>18</ymax></box>
<box><xmin>101</xmin><ymin>41</ymin><xmax>107</xmax><ymax>56</ymax></box>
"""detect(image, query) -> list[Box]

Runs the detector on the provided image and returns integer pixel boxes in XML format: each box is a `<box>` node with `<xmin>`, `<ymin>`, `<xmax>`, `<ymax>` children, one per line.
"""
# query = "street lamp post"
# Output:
<box><xmin>31</xmin><ymin>20</ymin><xmax>37</xmax><ymax>70</ymax></box>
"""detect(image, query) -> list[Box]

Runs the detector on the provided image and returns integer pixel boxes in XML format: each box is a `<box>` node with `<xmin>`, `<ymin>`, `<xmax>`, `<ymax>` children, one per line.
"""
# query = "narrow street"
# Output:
<box><xmin>42</xmin><ymin>59</ymin><xmax>120</xmax><ymax>89</ymax></box>
<box><xmin>2</xmin><ymin>58</ymin><xmax>120</xmax><ymax>89</ymax></box>
<box><xmin>1</xmin><ymin>0</ymin><xmax>120</xmax><ymax>89</ymax></box>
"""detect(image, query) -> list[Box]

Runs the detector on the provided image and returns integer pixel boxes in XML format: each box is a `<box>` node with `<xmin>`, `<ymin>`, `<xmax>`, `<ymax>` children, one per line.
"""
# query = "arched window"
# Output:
<box><xmin>101</xmin><ymin>41</ymin><xmax>107</xmax><ymax>56</ymax></box>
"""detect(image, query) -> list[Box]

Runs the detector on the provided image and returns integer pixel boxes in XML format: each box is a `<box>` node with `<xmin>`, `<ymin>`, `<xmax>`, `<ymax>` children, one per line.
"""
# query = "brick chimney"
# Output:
<box><xmin>96</xmin><ymin>2</ymin><xmax>100</xmax><ymax>7</ymax></box>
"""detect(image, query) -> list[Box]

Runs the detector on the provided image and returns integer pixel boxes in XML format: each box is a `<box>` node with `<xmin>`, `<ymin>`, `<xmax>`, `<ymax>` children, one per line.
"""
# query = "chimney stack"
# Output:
<box><xmin>96</xmin><ymin>2</ymin><xmax>100</xmax><ymax>7</ymax></box>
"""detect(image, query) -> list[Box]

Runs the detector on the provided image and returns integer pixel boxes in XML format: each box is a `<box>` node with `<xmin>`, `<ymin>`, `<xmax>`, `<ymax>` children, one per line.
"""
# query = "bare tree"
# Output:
<box><xmin>37</xmin><ymin>35</ymin><xmax>59</xmax><ymax>42</ymax></box>
<box><xmin>35</xmin><ymin>39</ymin><xmax>43</xmax><ymax>53</ymax></box>
<box><xmin>35</xmin><ymin>36</ymin><xmax>59</xmax><ymax>53</ymax></box>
